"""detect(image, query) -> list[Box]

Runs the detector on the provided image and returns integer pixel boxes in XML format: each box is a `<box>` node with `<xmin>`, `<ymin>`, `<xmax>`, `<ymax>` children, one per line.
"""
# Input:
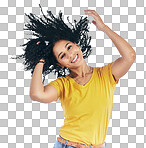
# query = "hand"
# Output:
<box><xmin>39</xmin><ymin>58</ymin><xmax>45</xmax><ymax>63</ymax></box>
<box><xmin>84</xmin><ymin>10</ymin><xmax>106</xmax><ymax>31</ymax></box>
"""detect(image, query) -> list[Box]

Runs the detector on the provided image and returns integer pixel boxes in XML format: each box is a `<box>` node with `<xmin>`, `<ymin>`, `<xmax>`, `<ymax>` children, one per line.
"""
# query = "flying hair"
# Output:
<box><xmin>11</xmin><ymin>4</ymin><xmax>93</xmax><ymax>84</ymax></box>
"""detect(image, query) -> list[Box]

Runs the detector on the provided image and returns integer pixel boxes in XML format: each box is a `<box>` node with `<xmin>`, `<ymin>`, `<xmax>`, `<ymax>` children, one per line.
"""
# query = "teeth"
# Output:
<box><xmin>72</xmin><ymin>55</ymin><xmax>78</xmax><ymax>63</ymax></box>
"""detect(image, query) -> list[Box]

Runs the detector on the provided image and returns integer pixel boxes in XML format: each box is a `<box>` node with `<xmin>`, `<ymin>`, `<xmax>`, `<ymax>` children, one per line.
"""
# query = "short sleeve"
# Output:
<box><xmin>47</xmin><ymin>77</ymin><xmax>63</xmax><ymax>100</ymax></box>
<box><xmin>100</xmin><ymin>62</ymin><xmax>119</xmax><ymax>86</ymax></box>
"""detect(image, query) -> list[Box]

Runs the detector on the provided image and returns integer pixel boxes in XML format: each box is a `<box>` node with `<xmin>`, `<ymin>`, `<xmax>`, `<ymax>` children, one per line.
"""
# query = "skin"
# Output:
<box><xmin>52</xmin><ymin>40</ymin><xmax>92</xmax><ymax>78</ymax></box>
<box><xmin>40</xmin><ymin>9</ymin><xmax>136</xmax><ymax>81</ymax></box>
<box><xmin>51</xmin><ymin>9</ymin><xmax>107</xmax><ymax>78</ymax></box>
<box><xmin>40</xmin><ymin>10</ymin><xmax>107</xmax><ymax>79</ymax></box>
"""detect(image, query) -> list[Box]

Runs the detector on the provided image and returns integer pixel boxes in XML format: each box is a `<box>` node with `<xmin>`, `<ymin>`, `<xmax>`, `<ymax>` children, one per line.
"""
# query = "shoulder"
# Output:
<box><xmin>96</xmin><ymin>62</ymin><xmax>113</xmax><ymax>70</ymax></box>
<box><xmin>94</xmin><ymin>62</ymin><xmax>113</xmax><ymax>75</ymax></box>
<box><xmin>93</xmin><ymin>66</ymin><xmax>101</xmax><ymax>72</ymax></box>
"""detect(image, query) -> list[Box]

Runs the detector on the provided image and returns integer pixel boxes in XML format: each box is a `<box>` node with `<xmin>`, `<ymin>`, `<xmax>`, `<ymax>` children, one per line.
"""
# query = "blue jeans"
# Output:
<box><xmin>53</xmin><ymin>136</ymin><xmax>106</xmax><ymax>148</ymax></box>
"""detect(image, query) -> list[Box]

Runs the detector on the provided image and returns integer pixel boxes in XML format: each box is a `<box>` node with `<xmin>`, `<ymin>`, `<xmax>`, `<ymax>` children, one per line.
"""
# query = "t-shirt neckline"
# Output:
<box><xmin>66</xmin><ymin>67</ymin><xmax>95</xmax><ymax>88</ymax></box>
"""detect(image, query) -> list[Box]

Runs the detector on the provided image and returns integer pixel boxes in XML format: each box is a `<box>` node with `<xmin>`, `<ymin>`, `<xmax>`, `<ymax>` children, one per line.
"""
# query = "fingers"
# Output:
<box><xmin>36</xmin><ymin>41</ymin><xmax>41</xmax><ymax>45</ymax></box>
<box><xmin>84</xmin><ymin>10</ymin><xmax>99</xmax><ymax>19</ymax></box>
<box><xmin>84</xmin><ymin>10</ymin><xmax>98</xmax><ymax>15</ymax></box>
<box><xmin>84</xmin><ymin>10</ymin><xmax>98</xmax><ymax>21</ymax></box>
<box><xmin>84</xmin><ymin>9</ymin><xmax>95</xmax><ymax>12</ymax></box>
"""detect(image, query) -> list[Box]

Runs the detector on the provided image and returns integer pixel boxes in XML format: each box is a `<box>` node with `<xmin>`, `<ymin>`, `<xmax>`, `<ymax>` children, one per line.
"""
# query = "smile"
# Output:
<box><xmin>71</xmin><ymin>54</ymin><xmax>79</xmax><ymax>63</ymax></box>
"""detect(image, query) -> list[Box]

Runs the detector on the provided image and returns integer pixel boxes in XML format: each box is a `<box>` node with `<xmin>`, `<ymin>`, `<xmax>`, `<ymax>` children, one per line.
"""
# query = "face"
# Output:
<box><xmin>53</xmin><ymin>40</ymin><xmax>84</xmax><ymax>69</ymax></box>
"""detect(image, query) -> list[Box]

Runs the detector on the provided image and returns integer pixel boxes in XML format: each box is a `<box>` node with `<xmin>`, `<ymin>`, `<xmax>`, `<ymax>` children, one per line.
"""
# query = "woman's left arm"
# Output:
<box><xmin>84</xmin><ymin>9</ymin><xmax>136</xmax><ymax>81</ymax></box>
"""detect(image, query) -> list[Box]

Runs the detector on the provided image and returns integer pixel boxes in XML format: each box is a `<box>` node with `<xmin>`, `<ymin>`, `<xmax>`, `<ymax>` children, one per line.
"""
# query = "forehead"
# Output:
<box><xmin>53</xmin><ymin>40</ymin><xmax>71</xmax><ymax>54</ymax></box>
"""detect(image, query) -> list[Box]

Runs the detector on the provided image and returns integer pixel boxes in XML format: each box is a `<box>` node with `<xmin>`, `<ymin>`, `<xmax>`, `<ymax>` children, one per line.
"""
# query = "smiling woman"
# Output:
<box><xmin>52</xmin><ymin>39</ymin><xmax>91</xmax><ymax>78</ymax></box>
<box><xmin>9</xmin><ymin>3</ymin><xmax>136</xmax><ymax>148</ymax></box>
<box><xmin>11</xmin><ymin>4</ymin><xmax>92</xmax><ymax>84</ymax></box>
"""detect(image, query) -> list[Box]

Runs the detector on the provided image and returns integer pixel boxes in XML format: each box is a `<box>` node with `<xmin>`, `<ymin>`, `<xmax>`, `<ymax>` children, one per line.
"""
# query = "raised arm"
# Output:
<box><xmin>84</xmin><ymin>9</ymin><xmax>136</xmax><ymax>81</ymax></box>
<box><xmin>30</xmin><ymin>59</ymin><xmax>58</xmax><ymax>103</ymax></box>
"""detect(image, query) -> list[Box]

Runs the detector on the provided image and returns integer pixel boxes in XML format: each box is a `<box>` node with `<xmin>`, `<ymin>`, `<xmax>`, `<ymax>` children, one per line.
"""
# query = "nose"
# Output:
<box><xmin>70</xmin><ymin>52</ymin><xmax>77</xmax><ymax>61</ymax></box>
<box><xmin>66</xmin><ymin>50</ymin><xmax>74</xmax><ymax>61</ymax></box>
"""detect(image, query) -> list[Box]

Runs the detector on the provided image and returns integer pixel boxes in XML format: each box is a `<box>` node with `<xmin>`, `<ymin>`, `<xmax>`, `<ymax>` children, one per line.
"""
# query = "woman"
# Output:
<box><xmin>11</xmin><ymin>4</ymin><xmax>136</xmax><ymax>148</ymax></box>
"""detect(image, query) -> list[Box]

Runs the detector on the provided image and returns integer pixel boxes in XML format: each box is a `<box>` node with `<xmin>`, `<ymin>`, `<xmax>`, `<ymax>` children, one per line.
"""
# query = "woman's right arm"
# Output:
<box><xmin>29</xmin><ymin>61</ymin><xmax>58</xmax><ymax>103</ymax></box>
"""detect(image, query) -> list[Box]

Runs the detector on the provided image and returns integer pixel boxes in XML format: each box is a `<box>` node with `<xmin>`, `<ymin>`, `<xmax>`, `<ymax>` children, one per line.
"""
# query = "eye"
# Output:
<box><xmin>68</xmin><ymin>45</ymin><xmax>72</xmax><ymax>50</ymax></box>
<box><xmin>61</xmin><ymin>54</ymin><xmax>65</xmax><ymax>59</ymax></box>
<box><xmin>61</xmin><ymin>45</ymin><xmax>72</xmax><ymax>59</ymax></box>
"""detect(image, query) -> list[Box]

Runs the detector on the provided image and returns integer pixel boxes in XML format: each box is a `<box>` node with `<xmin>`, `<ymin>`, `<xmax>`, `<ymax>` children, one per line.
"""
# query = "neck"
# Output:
<box><xmin>70</xmin><ymin>61</ymin><xmax>92</xmax><ymax>78</ymax></box>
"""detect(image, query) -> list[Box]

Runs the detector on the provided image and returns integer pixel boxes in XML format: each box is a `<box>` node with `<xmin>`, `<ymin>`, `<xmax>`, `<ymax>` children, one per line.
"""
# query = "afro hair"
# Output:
<box><xmin>11</xmin><ymin>4</ymin><xmax>93</xmax><ymax>84</ymax></box>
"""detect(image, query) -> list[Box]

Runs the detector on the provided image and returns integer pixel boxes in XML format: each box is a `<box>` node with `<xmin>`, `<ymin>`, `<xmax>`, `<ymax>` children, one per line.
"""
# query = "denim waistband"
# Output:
<box><xmin>59</xmin><ymin>135</ymin><xmax>106</xmax><ymax>148</ymax></box>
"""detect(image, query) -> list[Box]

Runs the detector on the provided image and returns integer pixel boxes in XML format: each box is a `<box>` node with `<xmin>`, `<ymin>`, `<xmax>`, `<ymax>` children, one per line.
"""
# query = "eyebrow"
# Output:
<box><xmin>58</xmin><ymin>42</ymin><xmax>70</xmax><ymax>59</ymax></box>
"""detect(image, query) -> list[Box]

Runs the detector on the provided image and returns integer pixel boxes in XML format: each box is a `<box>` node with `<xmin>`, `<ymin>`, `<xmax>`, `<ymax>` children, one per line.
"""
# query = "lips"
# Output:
<box><xmin>71</xmin><ymin>54</ymin><xmax>78</xmax><ymax>63</ymax></box>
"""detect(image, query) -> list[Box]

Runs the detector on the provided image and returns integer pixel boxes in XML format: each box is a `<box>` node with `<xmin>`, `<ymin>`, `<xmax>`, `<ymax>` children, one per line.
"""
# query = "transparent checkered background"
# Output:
<box><xmin>0</xmin><ymin>0</ymin><xmax>145</xmax><ymax>148</ymax></box>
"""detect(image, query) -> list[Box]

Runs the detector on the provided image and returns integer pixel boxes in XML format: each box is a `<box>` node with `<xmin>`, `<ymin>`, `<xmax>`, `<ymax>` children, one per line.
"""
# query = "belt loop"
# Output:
<box><xmin>64</xmin><ymin>139</ymin><xmax>69</xmax><ymax>148</ymax></box>
<box><xmin>83</xmin><ymin>143</ymin><xmax>87</xmax><ymax>148</ymax></box>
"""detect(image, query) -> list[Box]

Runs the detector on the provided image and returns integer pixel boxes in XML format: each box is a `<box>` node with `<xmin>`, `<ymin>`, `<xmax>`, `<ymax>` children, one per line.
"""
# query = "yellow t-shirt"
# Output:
<box><xmin>47</xmin><ymin>62</ymin><xmax>119</xmax><ymax>145</ymax></box>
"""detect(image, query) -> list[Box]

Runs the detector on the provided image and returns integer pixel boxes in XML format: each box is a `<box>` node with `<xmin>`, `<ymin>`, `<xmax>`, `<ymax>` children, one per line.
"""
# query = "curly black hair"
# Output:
<box><xmin>11</xmin><ymin>4</ymin><xmax>93</xmax><ymax>84</ymax></box>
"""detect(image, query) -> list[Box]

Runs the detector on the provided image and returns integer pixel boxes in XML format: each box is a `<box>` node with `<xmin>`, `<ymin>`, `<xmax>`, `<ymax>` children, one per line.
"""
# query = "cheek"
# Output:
<box><xmin>72</xmin><ymin>47</ymin><xmax>78</xmax><ymax>54</ymax></box>
<box><xmin>61</xmin><ymin>59</ymin><xmax>68</xmax><ymax>64</ymax></box>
